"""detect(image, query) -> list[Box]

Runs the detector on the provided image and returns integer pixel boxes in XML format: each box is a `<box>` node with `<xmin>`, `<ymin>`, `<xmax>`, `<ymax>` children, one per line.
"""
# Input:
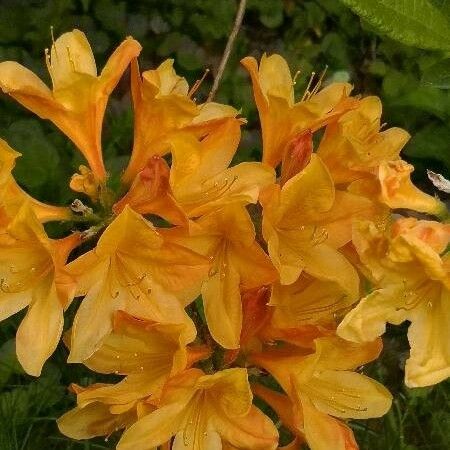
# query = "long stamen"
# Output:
<box><xmin>50</xmin><ymin>26</ymin><xmax>59</xmax><ymax>61</ymax></box>
<box><xmin>183</xmin><ymin>175</ymin><xmax>239</xmax><ymax>206</ymax></box>
<box><xmin>301</xmin><ymin>71</ymin><xmax>316</xmax><ymax>102</ymax></box>
<box><xmin>310</xmin><ymin>65</ymin><xmax>328</xmax><ymax>96</ymax></box>
<box><xmin>188</xmin><ymin>68</ymin><xmax>210</xmax><ymax>98</ymax></box>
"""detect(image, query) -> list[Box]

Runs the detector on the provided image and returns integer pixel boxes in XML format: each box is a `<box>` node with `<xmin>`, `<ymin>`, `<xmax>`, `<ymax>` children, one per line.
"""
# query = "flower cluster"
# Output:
<box><xmin>0</xmin><ymin>30</ymin><xmax>448</xmax><ymax>450</ymax></box>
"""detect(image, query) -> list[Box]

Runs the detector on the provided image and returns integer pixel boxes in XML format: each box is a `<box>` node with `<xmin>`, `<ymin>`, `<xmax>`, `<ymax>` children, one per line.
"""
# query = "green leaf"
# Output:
<box><xmin>340</xmin><ymin>0</ymin><xmax>450</xmax><ymax>51</ymax></box>
<box><xmin>422</xmin><ymin>59</ymin><xmax>450</xmax><ymax>89</ymax></box>
<box><xmin>404</xmin><ymin>124</ymin><xmax>450</xmax><ymax>170</ymax></box>
<box><xmin>5</xmin><ymin>119</ymin><xmax>60</xmax><ymax>190</ymax></box>
<box><xmin>0</xmin><ymin>340</ymin><xmax>24</xmax><ymax>387</ymax></box>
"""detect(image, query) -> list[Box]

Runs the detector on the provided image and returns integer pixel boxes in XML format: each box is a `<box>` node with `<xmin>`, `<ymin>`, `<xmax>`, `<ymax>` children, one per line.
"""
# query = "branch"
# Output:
<box><xmin>207</xmin><ymin>0</ymin><xmax>247</xmax><ymax>102</ymax></box>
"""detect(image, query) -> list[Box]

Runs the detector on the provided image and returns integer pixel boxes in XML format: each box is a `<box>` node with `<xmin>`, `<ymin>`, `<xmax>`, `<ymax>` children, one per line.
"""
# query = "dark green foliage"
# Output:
<box><xmin>0</xmin><ymin>1</ymin><xmax>448</xmax><ymax>449</ymax></box>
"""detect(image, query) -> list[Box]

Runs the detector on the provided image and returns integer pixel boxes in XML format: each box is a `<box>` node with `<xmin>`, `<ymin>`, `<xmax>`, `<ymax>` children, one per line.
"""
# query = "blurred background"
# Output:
<box><xmin>0</xmin><ymin>0</ymin><xmax>448</xmax><ymax>449</ymax></box>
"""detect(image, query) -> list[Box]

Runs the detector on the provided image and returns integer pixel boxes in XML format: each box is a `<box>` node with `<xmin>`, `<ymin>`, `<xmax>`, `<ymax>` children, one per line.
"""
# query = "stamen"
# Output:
<box><xmin>188</xmin><ymin>68</ymin><xmax>210</xmax><ymax>98</ymax></box>
<box><xmin>311</xmin><ymin>65</ymin><xmax>328</xmax><ymax>96</ymax></box>
<box><xmin>292</xmin><ymin>70</ymin><xmax>301</xmax><ymax>85</ymax></box>
<box><xmin>301</xmin><ymin>71</ymin><xmax>316</xmax><ymax>102</ymax></box>
<box><xmin>182</xmin><ymin>175</ymin><xmax>239</xmax><ymax>207</ymax></box>
<box><xmin>50</xmin><ymin>26</ymin><xmax>59</xmax><ymax>61</ymax></box>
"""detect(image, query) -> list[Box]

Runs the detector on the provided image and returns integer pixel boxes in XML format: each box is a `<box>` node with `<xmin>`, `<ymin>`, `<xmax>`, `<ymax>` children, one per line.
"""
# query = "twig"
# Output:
<box><xmin>207</xmin><ymin>0</ymin><xmax>247</xmax><ymax>102</ymax></box>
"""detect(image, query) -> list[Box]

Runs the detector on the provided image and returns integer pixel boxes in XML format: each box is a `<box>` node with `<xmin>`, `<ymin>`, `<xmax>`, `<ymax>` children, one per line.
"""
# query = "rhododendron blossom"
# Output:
<box><xmin>0</xmin><ymin>29</ymin><xmax>448</xmax><ymax>450</ymax></box>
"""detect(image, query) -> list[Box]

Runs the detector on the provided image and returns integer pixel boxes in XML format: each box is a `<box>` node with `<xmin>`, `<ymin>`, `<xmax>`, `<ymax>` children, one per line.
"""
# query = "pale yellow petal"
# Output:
<box><xmin>259</xmin><ymin>53</ymin><xmax>294</xmax><ymax>106</ymax></box>
<box><xmin>49</xmin><ymin>29</ymin><xmax>97</xmax><ymax>90</ymax></box>
<box><xmin>58</xmin><ymin>403</ymin><xmax>135</xmax><ymax>440</ymax></box>
<box><xmin>16</xmin><ymin>281</ymin><xmax>64</xmax><ymax>376</ymax></box>
<box><xmin>118</xmin><ymin>402</ymin><xmax>187</xmax><ymax>450</ymax></box>
<box><xmin>202</xmin><ymin>254</ymin><xmax>242</xmax><ymax>349</ymax></box>
<box><xmin>302</xmin><ymin>370</ymin><xmax>392</xmax><ymax>419</ymax></box>
<box><xmin>337</xmin><ymin>286</ymin><xmax>407</xmax><ymax>343</ymax></box>
<box><xmin>405</xmin><ymin>290</ymin><xmax>450</xmax><ymax>387</ymax></box>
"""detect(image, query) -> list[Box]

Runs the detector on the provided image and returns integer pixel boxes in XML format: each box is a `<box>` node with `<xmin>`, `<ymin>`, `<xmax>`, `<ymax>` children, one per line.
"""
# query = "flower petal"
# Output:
<box><xmin>337</xmin><ymin>286</ymin><xmax>407</xmax><ymax>343</ymax></box>
<box><xmin>301</xmin><ymin>396</ymin><xmax>358</xmax><ymax>450</ymax></box>
<box><xmin>302</xmin><ymin>369</ymin><xmax>392</xmax><ymax>419</ymax></box>
<box><xmin>16</xmin><ymin>281</ymin><xmax>64</xmax><ymax>376</ymax></box>
<box><xmin>405</xmin><ymin>290</ymin><xmax>450</xmax><ymax>387</ymax></box>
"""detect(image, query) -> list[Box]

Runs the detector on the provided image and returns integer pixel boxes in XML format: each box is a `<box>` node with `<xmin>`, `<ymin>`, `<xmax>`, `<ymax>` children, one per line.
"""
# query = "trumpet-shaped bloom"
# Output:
<box><xmin>161</xmin><ymin>204</ymin><xmax>277</xmax><ymax>349</ymax></box>
<box><xmin>0</xmin><ymin>203</ymin><xmax>79</xmax><ymax>375</ymax></box>
<box><xmin>58</xmin><ymin>310</ymin><xmax>206</xmax><ymax>440</ymax></box>
<box><xmin>118</xmin><ymin>368</ymin><xmax>279</xmax><ymax>450</ymax></box>
<box><xmin>66</xmin><ymin>206</ymin><xmax>210</xmax><ymax>362</ymax></box>
<box><xmin>58</xmin><ymin>383</ymin><xmax>141</xmax><ymax>441</ymax></box>
<box><xmin>251</xmin><ymin>337</ymin><xmax>392</xmax><ymax>450</ymax></box>
<box><xmin>260</xmin><ymin>154</ymin><xmax>360</xmax><ymax>295</ymax></box>
<box><xmin>316</xmin><ymin>97</ymin><xmax>446</xmax><ymax>216</ymax></box>
<box><xmin>253</xmin><ymin>383</ymin><xmax>359</xmax><ymax>450</ymax></box>
<box><xmin>241</xmin><ymin>54</ymin><xmax>356</xmax><ymax>167</ymax></box>
<box><xmin>317</xmin><ymin>97</ymin><xmax>410</xmax><ymax>184</ymax></box>
<box><xmin>122</xmin><ymin>59</ymin><xmax>238</xmax><ymax>184</ymax></box>
<box><xmin>168</xmin><ymin>118</ymin><xmax>275</xmax><ymax>218</ymax></box>
<box><xmin>338</xmin><ymin>218</ymin><xmax>450</xmax><ymax>387</ymax></box>
<box><xmin>0</xmin><ymin>30</ymin><xmax>141</xmax><ymax>180</ymax></box>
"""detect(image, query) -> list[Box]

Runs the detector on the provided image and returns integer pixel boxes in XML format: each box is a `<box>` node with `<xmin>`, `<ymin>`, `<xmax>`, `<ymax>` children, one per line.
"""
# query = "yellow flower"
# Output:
<box><xmin>251</xmin><ymin>336</ymin><xmax>392</xmax><ymax>450</ymax></box>
<box><xmin>317</xmin><ymin>96</ymin><xmax>410</xmax><ymax>184</ymax></box>
<box><xmin>66</xmin><ymin>206</ymin><xmax>210</xmax><ymax>362</ymax></box>
<box><xmin>58</xmin><ymin>383</ymin><xmax>141</xmax><ymax>442</ymax></box>
<box><xmin>260</xmin><ymin>154</ymin><xmax>360</xmax><ymax>297</ymax></box>
<box><xmin>0</xmin><ymin>138</ymin><xmax>71</xmax><ymax>223</ymax></box>
<box><xmin>168</xmin><ymin>118</ymin><xmax>275</xmax><ymax>218</ymax></box>
<box><xmin>0</xmin><ymin>203</ymin><xmax>79</xmax><ymax>375</ymax></box>
<box><xmin>163</xmin><ymin>204</ymin><xmax>277</xmax><ymax>349</ymax></box>
<box><xmin>241</xmin><ymin>53</ymin><xmax>356</xmax><ymax>167</ymax></box>
<box><xmin>316</xmin><ymin>96</ymin><xmax>446</xmax><ymax>216</ymax></box>
<box><xmin>252</xmin><ymin>383</ymin><xmax>359</xmax><ymax>450</ymax></box>
<box><xmin>0</xmin><ymin>29</ymin><xmax>141</xmax><ymax>180</ymax></box>
<box><xmin>122</xmin><ymin>58</ymin><xmax>238</xmax><ymax>184</ymax></box>
<box><xmin>117</xmin><ymin>368</ymin><xmax>279</xmax><ymax>450</ymax></box>
<box><xmin>338</xmin><ymin>218</ymin><xmax>450</xmax><ymax>387</ymax></box>
<box><xmin>58</xmin><ymin>310</ymin><xmax>208</xmax><ymax>440</ymax></box>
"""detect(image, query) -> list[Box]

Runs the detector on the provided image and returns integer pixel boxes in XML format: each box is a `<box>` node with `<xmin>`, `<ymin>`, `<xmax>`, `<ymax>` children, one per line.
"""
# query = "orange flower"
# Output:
<box><xmin>58</xmin><ymin>310</ymin><xmax>208</xmax><ymax>440</ymax></box>
<box><xmin>164</xmin><ymin>204</ymin><xmax>277</xmax><ymax>349</ymax></box>
<box><xmin>317</xmin><ymin>96</ymin><xmax>409</xmax><ymax>184</ymax></box>
<box><xmin>118</xmin><ymin>368</ymin><xmax>278</xmax><ymax>450</ymax></box>
<box><xmin>0</xmin><ymin>203</ymin><xmax>79</xmax><ymax>375</ymax></box>
<box><xmin>168</xmin><ymin>118</ymin><xmax>275</xmax><ymax>218</ymax></box>
<box><xmin>122</xmin><ymin>58</ymin><xmax>238</xmax><ymax>184</ymax></box>
<box><xmin>241</xmin><ymin>53</ymin><xmax>356</xmax><ymax>167</ymax></box>
<box><xmin>251</xmin><ymin>336</ymin><xmax>392</xmax><ymax>450</ymax></box>
<box><xmin>338</xmin><ymin>218</ymin><xmax>450</xmax><ymax>387</ymax></box>
<box><xmin>317</xmin><ymin>96</ymin><xmax>446</xmax><ymax>216</ymax></box>
<box><xmin>260</xmin><ymin>154</ymin><xmax>360</xmax><ymax>297</ymax></box>
<box><xmin>0</xmin><ymin>29</ymin><xmax>141</xmax><ymax>180</ymax></box>
<box><xmin>66</xmin><ymin>206</ymin><xmax>209</xmax><ymax>362</ymax></box>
